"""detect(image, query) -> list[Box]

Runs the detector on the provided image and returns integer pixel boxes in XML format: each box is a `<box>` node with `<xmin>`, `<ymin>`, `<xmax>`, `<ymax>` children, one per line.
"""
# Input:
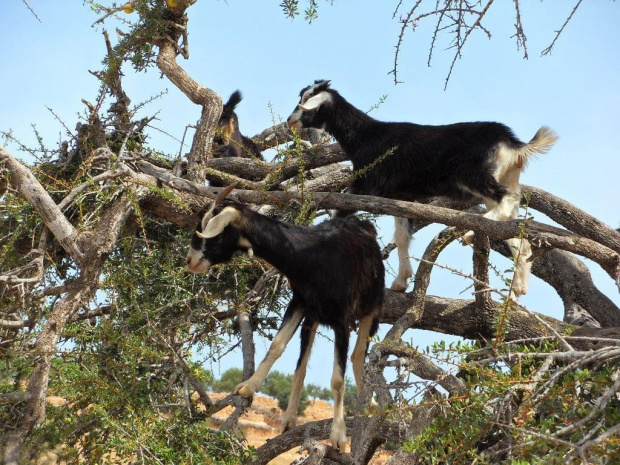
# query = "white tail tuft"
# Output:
<box><xmin>517</xmin><ymin>126</ymin><xmax>558</xmax><ymax>168</ymax></box>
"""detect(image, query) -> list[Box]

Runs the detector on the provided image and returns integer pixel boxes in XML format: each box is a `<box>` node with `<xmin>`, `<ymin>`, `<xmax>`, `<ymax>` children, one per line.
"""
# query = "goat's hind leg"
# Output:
<box><xmin>462</xmin><ymin>160</ymin><xmax>532</xmax><ymax>296</ymax></box>
<box><xmin>330</xmin><ymin>325</ymin><xmax>350</xmax><ymax>453</ymax></box>
<box><xmin>461</xmin><ymin>172</ymin><xmax>509</xmax><ymax>245</ymax></box>
<box><xmin>281</xmin><ymin>319</ymin><xmax>318</xmax><ymax>432</ymax></box>
<box><xmin>351</xmin><ymin>313</ymin><xmax>379</xmax><ymax>412</ymax></box>
<box><xmin>487</xmin><ymin>168</ymin><xmax>533</xmax><ymax>297</ymax></box>
<box><xmin>390</xmin><ymin>217</ymin><xmax>413</xmax><ymax>292</ymax></box>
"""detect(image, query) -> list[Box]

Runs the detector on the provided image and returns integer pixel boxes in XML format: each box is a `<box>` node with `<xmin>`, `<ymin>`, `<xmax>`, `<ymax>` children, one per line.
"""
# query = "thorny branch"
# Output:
<box><xmin>3</xmin><ymin>3</ymin><xmax>618</xmax><ymax>462</ymax></box>
<box><xmin>3</xmin><ymin>132</ymin><xmax>620</xmax><ymax>462</ymax></box>
<box><xmin>391</xmin><ymin>0</ymin><xmax>584</xmax><ymax>87</ymax></box>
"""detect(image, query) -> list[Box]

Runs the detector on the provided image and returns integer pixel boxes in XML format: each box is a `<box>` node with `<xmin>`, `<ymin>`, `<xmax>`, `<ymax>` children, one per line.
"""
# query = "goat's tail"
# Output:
<box><xmin>516</xmin><ymin>126</ymin><xmax>558</xmax><ymax>168</ymax></box>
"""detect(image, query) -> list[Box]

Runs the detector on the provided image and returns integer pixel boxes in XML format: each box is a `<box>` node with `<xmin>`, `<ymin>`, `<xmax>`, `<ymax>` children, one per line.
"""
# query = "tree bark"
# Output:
<box><xmin>134</xmin><ymin>160</ymin><xmax>620</xmax><ymax>282</ymax></box>
<box><xmin>156</xmin><ymin>41</ymin><xmax>222</xmax><ymax>182</ymax></box>
<box><xmin>3</xmin><ymin>273</ymin><xmax>99</xmax><ymax>465</ymax></box>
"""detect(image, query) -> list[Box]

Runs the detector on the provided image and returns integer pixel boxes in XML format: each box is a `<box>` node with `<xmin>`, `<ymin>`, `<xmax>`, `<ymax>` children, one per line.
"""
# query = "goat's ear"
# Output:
<box><xmin>300</xmin><ymin>92</ymin><xmax>331</xmax><ymax>111</ymax></box>
<box><xmin>197</xmin><ymin>207</ymin><xmax>241</xmax><ymax>239</ymax></box>
<box><xmin>315</xmin><ymin>79</ymin><xmax>331</xmax><ymax>90</ymax></box>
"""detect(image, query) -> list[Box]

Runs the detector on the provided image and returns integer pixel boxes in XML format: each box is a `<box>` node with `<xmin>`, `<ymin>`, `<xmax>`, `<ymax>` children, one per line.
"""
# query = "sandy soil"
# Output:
<box><xmin>209</xmin><ymin>392</ymin><xmax>392</xmax><ymax>464</ymax></box>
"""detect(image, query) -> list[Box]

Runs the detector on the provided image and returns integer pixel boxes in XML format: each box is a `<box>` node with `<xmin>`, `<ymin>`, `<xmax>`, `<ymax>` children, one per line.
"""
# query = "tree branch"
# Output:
<box><xmin>156</xmin><ymin>40</ymin><xmax>221</xmax><ymax>182</ymax></box>
<box><xmin>524</xmin><ymin>185</ymin><xmax>620</xmax><ymax>256</ymax></box>
<box><xmin>1</xmin><ymin>146</ymin><xmax>84</xmax><ymax>263</ymax></box>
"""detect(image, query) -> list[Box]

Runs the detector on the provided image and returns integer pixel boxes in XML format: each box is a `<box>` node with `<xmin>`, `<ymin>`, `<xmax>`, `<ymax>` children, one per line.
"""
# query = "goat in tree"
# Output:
<box><xmin>186</xmin><ymin>185</ymin><xmax>385</xmax><ymax>452</ymax></box>
<box><xmin>213</xmin><ymin>90</ymin><xmax>263</xmax><ymax>160</ymax></box>
<box><xmin>287</xmin><ymin>80</ymin><xmax>557</xmax><ymax>297</ymax></box>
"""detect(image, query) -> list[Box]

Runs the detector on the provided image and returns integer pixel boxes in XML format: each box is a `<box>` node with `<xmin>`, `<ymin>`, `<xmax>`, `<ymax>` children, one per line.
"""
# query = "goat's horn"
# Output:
<box><xmin>299</xmin><ymin>92</ymin><xmax>331</xmax><ymax>111</ymax></box>
<box><xmin>201</xmin><ymin>183</ymin><xmax>237</xmax><ymax>231</ymax></box>
<box><xmin>214</xmin><ymin>183</ymin><xmax>237</xmax><ymax>204</ymax></box>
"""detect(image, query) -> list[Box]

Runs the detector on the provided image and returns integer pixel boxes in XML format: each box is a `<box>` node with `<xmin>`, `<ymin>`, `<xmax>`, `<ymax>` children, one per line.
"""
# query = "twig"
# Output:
<box><xmin>541</xmin><ymin>0</ymin><xmax>583</xmax><ymax>57</ymax></box>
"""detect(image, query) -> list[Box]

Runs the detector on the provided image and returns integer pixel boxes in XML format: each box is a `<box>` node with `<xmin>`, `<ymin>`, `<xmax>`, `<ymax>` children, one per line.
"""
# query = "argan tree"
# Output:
<box><xmin>1</xmin><ymin>1</ymin><xmax>619</xmax><ymax>464</ymax></box>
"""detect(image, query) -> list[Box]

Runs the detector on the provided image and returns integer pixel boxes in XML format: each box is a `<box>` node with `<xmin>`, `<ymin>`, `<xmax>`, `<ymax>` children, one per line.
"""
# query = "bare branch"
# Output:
<box><xmin>155</xmin><ymin>40</ymin><xmax>222</xmax><ymax>182</ymax></box>
<box><xmin>1</xmin><ymin>146</ymin><xmax>84</xmax><ymax>262</ymax></box>
<box><xmin>524</xmin><ymin>185</ymin><xmax>620</xmax><ymax>256</ymax></box>
<box><xmin>541</xmin><ymin>0</ymin><xmax>583</xmax><ymax>57</ymax></box>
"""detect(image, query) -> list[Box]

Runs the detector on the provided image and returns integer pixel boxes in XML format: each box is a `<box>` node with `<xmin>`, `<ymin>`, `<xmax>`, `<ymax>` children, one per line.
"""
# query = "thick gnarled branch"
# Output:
<box><xmin>134</xmin><ymin>159</ymin><xmax>620</xmax><ymax>281</ymax></box>
<box><xmin>1</xmin><ymin>147</ymin><xmax>84</xmax><ymax>262</ymax></box>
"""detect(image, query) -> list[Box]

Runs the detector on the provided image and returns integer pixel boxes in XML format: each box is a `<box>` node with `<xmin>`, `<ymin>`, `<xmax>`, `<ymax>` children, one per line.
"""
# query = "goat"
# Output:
<box><xmin>186</xmin><ymin>186</ymin><xmax>385</xmax><ymax>452</ymax></box>
<box><xmin>213</xmin><ymin>91</ymin><xmax>264</xmax><ymax>160</ymax></box>
<box><xmin>287</xmin><ymin>80</ymin><xmax>557</xmax><ymax>297</ymax></box>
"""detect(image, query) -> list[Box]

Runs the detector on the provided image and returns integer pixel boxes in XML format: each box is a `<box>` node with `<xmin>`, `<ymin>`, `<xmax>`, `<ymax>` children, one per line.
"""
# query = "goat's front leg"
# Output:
<box><xmin>234</xmin><ymin>302</ymin><xmax>303</xmax><ymax>398</ymax></box>
<box><xmin>330</xmin><ymin>325</ymin><xmax>350</xmax><ymax>453</ymax></box>
<box><xmin>390</xmin><ymin>217</ymin><xmax>413</xmax><ymax>291</ymax></box>
<box><xmin>281</xmin><ymin>319</ymin><xmax>318</xmax><ymax>432</ymax></box>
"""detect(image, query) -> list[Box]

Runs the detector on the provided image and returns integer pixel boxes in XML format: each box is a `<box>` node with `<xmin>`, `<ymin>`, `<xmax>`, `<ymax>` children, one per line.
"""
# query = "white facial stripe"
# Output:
<box><xmin>186</xmin><ymin>247</ymin><xmax>210</xmax><ymax>273</ymax></box>
<box><xmin>288</xmin><ymin>107</ymin><xmax>303</xmax><ymax>125</ymax></box>
<box><xmin>301</xmin><ymin>83</ymin><xmax>319</xmax><ymax>104</ymax></box>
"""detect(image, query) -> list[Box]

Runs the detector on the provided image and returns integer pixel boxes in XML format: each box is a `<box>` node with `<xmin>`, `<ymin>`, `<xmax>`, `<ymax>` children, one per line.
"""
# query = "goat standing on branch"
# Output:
<box><xmin>213</xmin><ymin>90</ymin><xmax>264</xmax><ymax>160</ymax></box>
<box><xmin>186</xmin><ymin>186</ymin><xmax>385</xmax><ymax>453</ymax></box>
<box><xmin>287</xmin><ymin>80</ymin><xmax>558</xmax><ymax>297</ymax></box>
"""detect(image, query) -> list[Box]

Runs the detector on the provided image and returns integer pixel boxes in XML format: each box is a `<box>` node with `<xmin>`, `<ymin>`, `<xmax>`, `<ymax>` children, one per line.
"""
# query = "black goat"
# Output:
<box><xmin>186</xmin><ymin>186</ymin><xmax>385</xmax><ymax>452</ymax></box>
<box><xmin>287</xmin><ymin>80</ymin><xmax>557</xmax><ymax>297</ymax></box>
<box><xmin>213</xmin><ymin>91</ymin><xmax>263</xmax><ymax>160</ymax></box>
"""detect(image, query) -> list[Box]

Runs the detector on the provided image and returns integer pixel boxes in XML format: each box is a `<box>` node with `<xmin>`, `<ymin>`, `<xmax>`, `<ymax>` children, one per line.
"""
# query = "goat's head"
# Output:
<box><xmin>287</xmin><ymin>80</ymin><xmax>333</xmax><ymax>131</ymax></box>
<box><xmin>214</xmin><ymin>90</ymin><xmax>242</xmax><ymax>145</ymax></box>
<box><xmin>186</xmin><ymin>185</ymin><xmax>253</xmax><ymax>273</ymax></box>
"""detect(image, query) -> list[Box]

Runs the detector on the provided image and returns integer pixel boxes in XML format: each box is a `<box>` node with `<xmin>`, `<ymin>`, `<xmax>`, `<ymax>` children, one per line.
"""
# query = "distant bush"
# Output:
<box><xmin>261</xmin><ymin>371</ymin><xmax>310</xmax><ymax>414</ymax></box>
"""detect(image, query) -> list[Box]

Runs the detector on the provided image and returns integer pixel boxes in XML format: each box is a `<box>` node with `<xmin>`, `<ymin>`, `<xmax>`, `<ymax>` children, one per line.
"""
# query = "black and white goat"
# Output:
<box><xmin>287</xmin><ymin>80</ymin><xmax>557</xmax><ymax>297</ymax></box>
<box><xmin>186</xmin><ymin>186</ymin><xmax>385</xmax><ymax>452</ymax></box>
<box><xmin>213</xmin><ymin>91</ymin><xmax>264</xmax><ymax>160</ymax></box>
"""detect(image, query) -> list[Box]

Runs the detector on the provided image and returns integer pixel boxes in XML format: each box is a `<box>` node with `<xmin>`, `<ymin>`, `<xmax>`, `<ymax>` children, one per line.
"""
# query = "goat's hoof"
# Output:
<box><xmin>234</xmin><ymin>383</ymin><xmax>255</xmax><ymax>398</ymax></box>
<box><xmin>509</xmin><ymin>286</ymin><xmax>527</xmax><ymax>300</ymax></box>
<box><xmin>461</xmin><ymin>231</ymin><xmax>475</xmax><ymax>245</ymax></box>
<box><xmin>390</xmin><ymin>280</ymin><xmax>408</xmax><ymax>292</ymax></box>
<box><xmin>330</xmin><ymin>420</ymin><xmax>348</xmax><ymax>453</ymax></box>
<box><xmin>281</xmin><ymin>416</ymin><xmax>297</xmax><ymax>433</ymax></box>
<box><xmin>369</xmin><ymin>397</ymin><xmax>380</xmax><ymax>414</ymax></box>
<box><xmin>529</xmin><ymin>233</ymin><xmax>551</xmax><ymax>249</ymax></box>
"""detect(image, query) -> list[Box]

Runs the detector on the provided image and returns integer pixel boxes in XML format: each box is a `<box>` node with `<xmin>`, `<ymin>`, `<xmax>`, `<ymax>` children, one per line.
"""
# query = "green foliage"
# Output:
<box><xmin>213</xmin><ymin>367</ymin><xmax>244</xmax><ymax>393</ymax></box>
<box><xmin>194</xmin><ymin>367</ymin><xmax>216</xmax><ymax>391</ymax></box>
<box><xmin>261</xmin><ymin>370</ymin><xmax>310</xmax><ymax>414</ymax></box>
<box><xmin>87</xmin><ymin>0</ymin><xmax>172</xmax><ymax>75</ymax></box>
<box><xmin>342</xmin><ymin>376</ymin><xmax>358</xmax><ymax>415</ymax></box>
<box><xmin>280</xmin><ymin>0</ymin><xmax>321</xmax><ymax>23</ymax></box>
<box><xmin>306</xmin><ymin>383</ymin><xmax>332</xmax><ymax>402</ymax></box>
<box><xmin>402</xmin><ymin>341</ymin><xmax>620</xmax><ymax>463</ymax></box>
<box><xmin>35</xmin><ymin>402</ymin><xmax>254</xmax><ymax>464</ymax></box>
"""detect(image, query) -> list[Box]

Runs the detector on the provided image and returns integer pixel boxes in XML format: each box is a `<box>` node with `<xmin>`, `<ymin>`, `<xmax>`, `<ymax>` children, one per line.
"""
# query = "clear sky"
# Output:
<box><xmin>1</xmin><ymin>1</ymin><xmax>619</xmax><ymax>389</ymax></box>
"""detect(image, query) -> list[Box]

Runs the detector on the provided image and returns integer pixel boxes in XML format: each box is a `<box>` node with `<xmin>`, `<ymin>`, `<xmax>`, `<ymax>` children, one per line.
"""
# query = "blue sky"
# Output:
<box><xmin>2</xmin><ymin>1</ymin><xmax>619</xmax><ymax>389</ymax></box>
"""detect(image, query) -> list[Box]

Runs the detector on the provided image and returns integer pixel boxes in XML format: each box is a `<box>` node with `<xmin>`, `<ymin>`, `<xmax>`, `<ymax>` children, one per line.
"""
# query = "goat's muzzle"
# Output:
<box><xmin>186</xmin><ymin>248</ymin><xmax>210</xmax><ymax>273</ymax></box>
<box><xmin>287</xmin><ymin>116</ymin><xmax>302</xmax><ymax>131</ymax></box>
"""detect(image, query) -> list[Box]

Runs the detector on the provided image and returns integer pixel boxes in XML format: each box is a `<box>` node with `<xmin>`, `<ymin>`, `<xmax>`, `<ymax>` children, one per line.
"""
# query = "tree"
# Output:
<box><xmin>342</xmin><ymin>377</ymin><xmax>357</xmax><ymax>416</ymax></box>
<box><xmin>1</xmin><ymin>1</ymin><xmax>619</xmax><ymax>464</ymax></box>
<box><xmin>213</xmin><ymin>368</ymin><xmax>244</xmax><ymax>393</ymax></box>
<box><xmin>307</xmin><ymin>383</ymin><xmax>332</xmax><ymax>403</ymax></box>
<box><xmin>262</xmin><ymin>371</ymin><xmax>310</xmax><ymax>415</ymax></box>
